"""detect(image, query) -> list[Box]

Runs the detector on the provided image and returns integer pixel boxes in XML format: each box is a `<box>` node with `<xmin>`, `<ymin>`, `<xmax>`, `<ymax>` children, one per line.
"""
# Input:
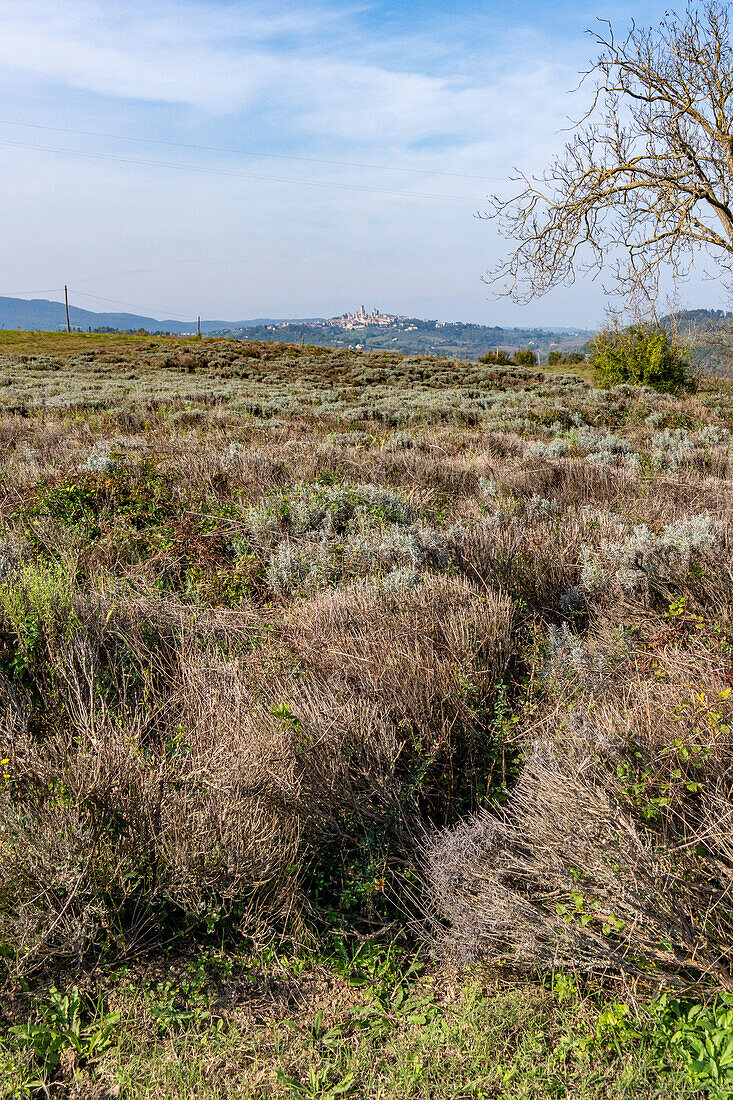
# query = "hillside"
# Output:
<box><xmin>0</xmin><ymin>296</ymin><xmax>590</xmax><ymax>359</ymax></box>
<box><xmin>0</xmin><ymin>295</ymin><xmax>285</xmax><ymax>336</ymax></box>
<box><xmin>1</xmin><ymin>332</ymin><xmax>733</xmax><ymax>1096</ymax></box>
<box><xmin>661</xmin><ymin>309</ymin><xmax>733</xmax><ymax>376</ymax></box>
<box><xmin>212</xmin><ymin>317</ymin><xmax>591</xmax><ymax>358</ymax></box>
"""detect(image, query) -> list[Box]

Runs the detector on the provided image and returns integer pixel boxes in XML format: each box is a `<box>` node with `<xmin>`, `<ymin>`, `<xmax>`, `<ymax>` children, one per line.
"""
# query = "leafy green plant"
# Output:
<box><xmin>143</xmin><ymin>978</ymin><xmax>214</xmax><ymax>1035</ymax></box>
<box><xmin>649</xmin><ymin>995</ymin><xmax>733</xmax><ymax>1093</ymax></box>
<box><xmin>26</xmin><ymin>460</ymin><xmax>179</xmax><ymax>537</ymax></box>
<box><xmin>276</xmin><ymin>1064</ymin><xmax>357</xmax><ymax>1099</ymax></box>
<box><xmin>284</xmin><ymin>1009</ymin><xmax>348</xmax><ymax>1051</ymax></box>
<box><xmin>326</xmin><ymin>940</ymin><xmax>424</xmax><ymax>993</ymax></box>
<box><xmin>589</xmin><ymin>323</ymin><xmax>693</xmax><ymax>394</ymax></box>
<box><xmin>7</xmin><ymin>985</ymin><xmax>119</xmax><ymax>1078</ymax></box>
<box><xmin>557</xmin><ymin>993</ymin><xmax>733</xmax><ymax>1094</ymax></box>
<box><xmin>350</xmin><ymin>979</ymin><xmax>439</xmax><ymax>1041</ymax></box>
<box><xmin>0</xmin><ymin>560</ymin><xmax>75</xmax><ymax>680</ymax></box>
<box><xmin>0</xmin><ymin>1047</ymin><xmax>46</xmax><ymax>1100</ymax></box>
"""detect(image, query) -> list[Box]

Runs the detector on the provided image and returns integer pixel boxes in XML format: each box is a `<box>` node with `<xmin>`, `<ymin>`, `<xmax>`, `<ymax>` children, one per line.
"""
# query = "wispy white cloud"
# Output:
<box><xmin>0</xmin><ymin>0</ymin><xmax>679</xmax><ymax>326</ymax></box>
<box><xmin>0</xmin><ymin>0</ymin><xmax>581</xmax><ymax>156</ymax></box>
<box><xmin>0</xmin><ymin>1</ymin><xmax>281</xmax><ymax>108</ymax></box>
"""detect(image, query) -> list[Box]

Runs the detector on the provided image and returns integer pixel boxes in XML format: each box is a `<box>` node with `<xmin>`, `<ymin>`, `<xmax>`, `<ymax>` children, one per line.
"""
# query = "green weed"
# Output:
<box><xmin>3</xmin><ymin>985</ymin><xmax>119</xmax><ymax>1093</ymax></box>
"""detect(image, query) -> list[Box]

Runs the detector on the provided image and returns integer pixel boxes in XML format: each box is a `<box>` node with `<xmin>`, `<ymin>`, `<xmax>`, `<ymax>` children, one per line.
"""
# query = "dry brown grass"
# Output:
<box><xmin>2</xmin><ymin>337</ymin><xmax>733</xmax><ymax>995</ymax></box>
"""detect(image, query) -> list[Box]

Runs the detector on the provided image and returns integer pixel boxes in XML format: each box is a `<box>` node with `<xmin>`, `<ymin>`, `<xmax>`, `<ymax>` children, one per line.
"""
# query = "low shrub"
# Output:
<box><xmin>423</xmin><ymin>745</ymin><xmax>733</xmax><ymax>988</ymax></box>
<box><xmin>0</xmin><ymin>572</ymin><xmax>514</xmax><ymax>972</ymax></box>
<box><xmin>589</xmin><ymin>323</ymin><xmax>694</xmax><ymax>394</ymax></box>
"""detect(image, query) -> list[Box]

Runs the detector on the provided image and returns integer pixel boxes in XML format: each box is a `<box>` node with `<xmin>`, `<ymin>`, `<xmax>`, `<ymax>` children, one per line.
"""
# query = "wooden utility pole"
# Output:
<box><xmin>197</xmin><ymin>315</ymin><xmax>201</xmax><ymax>338</ymax></box>
<box><xmin>64</xmin><ymin>286</ymin><xmax>71</xmax><ymax>333</ymax></box>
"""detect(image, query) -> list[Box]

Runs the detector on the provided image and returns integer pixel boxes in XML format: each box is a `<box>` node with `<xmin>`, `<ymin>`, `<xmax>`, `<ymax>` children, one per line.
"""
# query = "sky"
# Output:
<box><xmin>0</xmin><ymin>0</ymin><xmax>728</xmax><ymax>328</ymax></box>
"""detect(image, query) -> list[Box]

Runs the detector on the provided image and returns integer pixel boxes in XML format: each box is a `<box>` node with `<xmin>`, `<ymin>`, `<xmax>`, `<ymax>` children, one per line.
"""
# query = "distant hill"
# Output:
<box><xmin>210</xmin><ymin>318</ymin><xmax>592</xmax><ymax>360</ymax></box>
<box><xmin>0</xmin><ymin>296</ymin><xmax>311</xmax><ymax>336</ymax></box>
<box><xmin>662</xmin><ymin>308</ymin><xmax>733</xmax><ymax>331</ymax></box>
<box><xmin>0</xmin><ymin>296</ymin><xmax>200</xmax><ymax>334</ymax></box>
<box><xmin>661</xmin><ymin>309</ymin><xmax>733</xmax><ymax>377</ymax></box>
<box><xmin>0</xmin><ymin>296</ymin><xmax>592</xmax><ymax>360</ymax></box>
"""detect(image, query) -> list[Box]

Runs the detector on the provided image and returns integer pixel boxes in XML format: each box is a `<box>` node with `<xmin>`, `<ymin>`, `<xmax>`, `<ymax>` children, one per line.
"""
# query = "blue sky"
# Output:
<box><xmin>0</xmin><ymin>0</ymin><xmax>725</xmax><ymax>326</ymax></box>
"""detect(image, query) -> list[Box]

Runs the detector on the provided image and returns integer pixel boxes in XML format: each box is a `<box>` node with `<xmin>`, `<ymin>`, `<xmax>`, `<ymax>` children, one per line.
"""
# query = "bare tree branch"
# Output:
<box><xmin>484</xmin><ymin>2</ymin><xmax>733</xmax><ymax>308</ymax></box>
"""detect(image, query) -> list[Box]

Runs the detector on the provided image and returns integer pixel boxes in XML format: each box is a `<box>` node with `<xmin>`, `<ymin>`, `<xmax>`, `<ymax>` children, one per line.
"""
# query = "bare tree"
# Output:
<box><xmin>485</xmin><ymin>2</ymin><xmax>733</xmax><ymax>308</ymax></box>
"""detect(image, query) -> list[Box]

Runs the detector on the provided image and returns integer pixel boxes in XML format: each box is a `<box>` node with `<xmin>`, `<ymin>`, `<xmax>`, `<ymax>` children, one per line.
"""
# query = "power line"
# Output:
<box><xmin>0</xmin><ymin>286</ymin><xmax>197</xmax><ymax>325</ymax></box>
<box><xmin>0</xmin><ymin>137</ymin><xmax>482</xmax><ymax>203</ymax></box>
<box><xmin>0</xmin><ymin>286</ymin><xmax>195</xmax><ymax>324</ymax></box>
<box><xmin>0</xmin><ymin>287</ymin><xmax>65</xmax><ymax>297</ymax></box>
<box><xmin>71</xmin><ymin>288</ymin><xmax>193</xmax><ymax>322</ymax></box>
<box><xmin>0</xmin><ymin>118</ymin><xmax>504</xmax><ymax>183</ymax></box>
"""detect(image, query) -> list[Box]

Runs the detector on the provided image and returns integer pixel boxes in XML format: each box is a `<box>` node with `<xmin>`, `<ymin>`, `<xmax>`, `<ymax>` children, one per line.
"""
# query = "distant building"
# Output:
<box><xmin>323</xmin><ymin>306</ymin><xmax>408</xmax><ymax>330</ymax></box>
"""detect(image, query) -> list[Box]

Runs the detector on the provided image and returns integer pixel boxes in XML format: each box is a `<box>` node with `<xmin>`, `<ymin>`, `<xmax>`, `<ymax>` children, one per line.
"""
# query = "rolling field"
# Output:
<box><xmin>2</xmin><ymin>334</ymin><xmax>733</xmax><ymax>1097</ymax></box>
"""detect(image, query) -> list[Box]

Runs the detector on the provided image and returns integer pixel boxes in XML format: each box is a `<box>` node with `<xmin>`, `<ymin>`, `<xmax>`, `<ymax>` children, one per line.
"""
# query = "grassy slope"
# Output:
<box><xmin>0</xmin><ymin>329</ymin><xmax>596</xmax><ymax>379</ymax></box>
<box><xmin>1</xmin><ymin>334</ymin><xmax>732</xmax><ymax>1098</ymax></box>
<box><xmin>0</xmin><ymin>331</ymin><xmax>178</xmax><ymax>356</ymax></box>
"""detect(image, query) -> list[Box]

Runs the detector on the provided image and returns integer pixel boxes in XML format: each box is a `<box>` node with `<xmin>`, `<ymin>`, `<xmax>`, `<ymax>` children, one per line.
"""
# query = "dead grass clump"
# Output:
<box><xmin>449</xmin><ymin>514</ymin><xmax>584</xmax><ymax>610</ymax></box>
<box><xmin>0</xmin><ymin>605</ymin><xmax>302</xmax><ymax>975</ymax></box>
<box><xmin>286</xmin><ymin>576</ymin><xmax>513</xmax><ymax>821</ymax></box>
<box><xmin>0</xmin><ymin>800</ymin><xmax>108</xmax><ymax>969</ymax></box>
<box><xmin>500</xmin><ymin>459</ymin><xmax>629</xmax><ymax>513</ymax></box>
<box><xmin>381</xmin><ymin>451</ymin><xmax>483</xmax><ymax>497</ymax></box>
<box><xmin>555</xmin><ymin>638</ymin><xmax>733</xmax><ymax>830</ymax></box>
<box><xmin>423</xmin><ymin>749</ymin><xmax>733</xmax><ymax>990</ymax></box>
<box><xmin>423</xmin><ymin>614</ymin><xmax>733</xmax><ymax>990</ymax></box>
<box><xmin>0</xmin><ymin>571</ymin><xmax>513</xmax><ymax>973</ymax></box>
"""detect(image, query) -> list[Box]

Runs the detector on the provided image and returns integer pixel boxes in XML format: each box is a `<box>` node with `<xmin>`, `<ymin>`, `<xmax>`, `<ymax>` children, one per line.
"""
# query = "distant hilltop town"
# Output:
<box><xmin>325</xmin><ymin>306</ymin><xmax>408</xmax><ymax>330</ymax></box>
<box><xmin>208</xmin><ymin>310</ymin><xmax>593</xmax><ymax>360</ymax></box>
<box><xmin>260</xmin><ymin>306</ymin><xmax>411</xmax><ymax>334</ymax></box>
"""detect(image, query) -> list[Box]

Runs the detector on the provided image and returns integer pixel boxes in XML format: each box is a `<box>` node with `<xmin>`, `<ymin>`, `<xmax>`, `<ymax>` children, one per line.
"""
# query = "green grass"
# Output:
<box><xmin>1</xmin><ymin>944</ymin><xmax>720</xmax><ymax>1099</ymax></box>
<box><xmin>0</xmin><ymin>331</ymin><xmax>191</xmax><ymax>357</ymax></box>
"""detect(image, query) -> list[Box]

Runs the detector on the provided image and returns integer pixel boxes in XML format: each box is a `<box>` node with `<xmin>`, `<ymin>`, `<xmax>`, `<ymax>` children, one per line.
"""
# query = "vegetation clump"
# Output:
<box><xmin>589</xmin><ymin>323</ymin><xmax>695</xmax><ymax>393</ymax></box>
<box><xmin>2</xmin><ymin>330</ymin><xmax>733</xmax><ymax>1096</ymax></box>
<box><xmin>479</xmin><ymin>347</ymin><xmax>540</xmax><ymax>367</ymax></box>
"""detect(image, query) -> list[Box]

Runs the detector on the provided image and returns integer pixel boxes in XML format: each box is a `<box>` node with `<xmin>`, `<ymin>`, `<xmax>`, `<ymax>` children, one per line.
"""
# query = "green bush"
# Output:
<box><xmin>548</xmin><ymin>350</ymin><xmax>586</xmax><ymax>366</ymax></box>
<box><xmin>27</xmin><ymin>460</ymin><xmax>179</xmax><ymax>539</ymax></box>
<box><xmin>512</xmin><ymin>348</ymin><xmax>538</xmax><ymax>366</ymax></box>
<box><xmin>478</xmin><ymin>349</ymin><xmax>514</xmax><ymax>365</ymax></box>
<box><xmin>589</xmin><ymin>323</ymin><xmax>694</xmax><ymax>394</ymax></box>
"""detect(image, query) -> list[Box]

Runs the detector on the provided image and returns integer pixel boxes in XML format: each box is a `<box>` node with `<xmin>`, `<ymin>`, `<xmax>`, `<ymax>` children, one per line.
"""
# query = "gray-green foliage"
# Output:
<box><xmin>580</xmin><ymin>511</ymin><xmax>725</xmax><ymax>597</ymax></box>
